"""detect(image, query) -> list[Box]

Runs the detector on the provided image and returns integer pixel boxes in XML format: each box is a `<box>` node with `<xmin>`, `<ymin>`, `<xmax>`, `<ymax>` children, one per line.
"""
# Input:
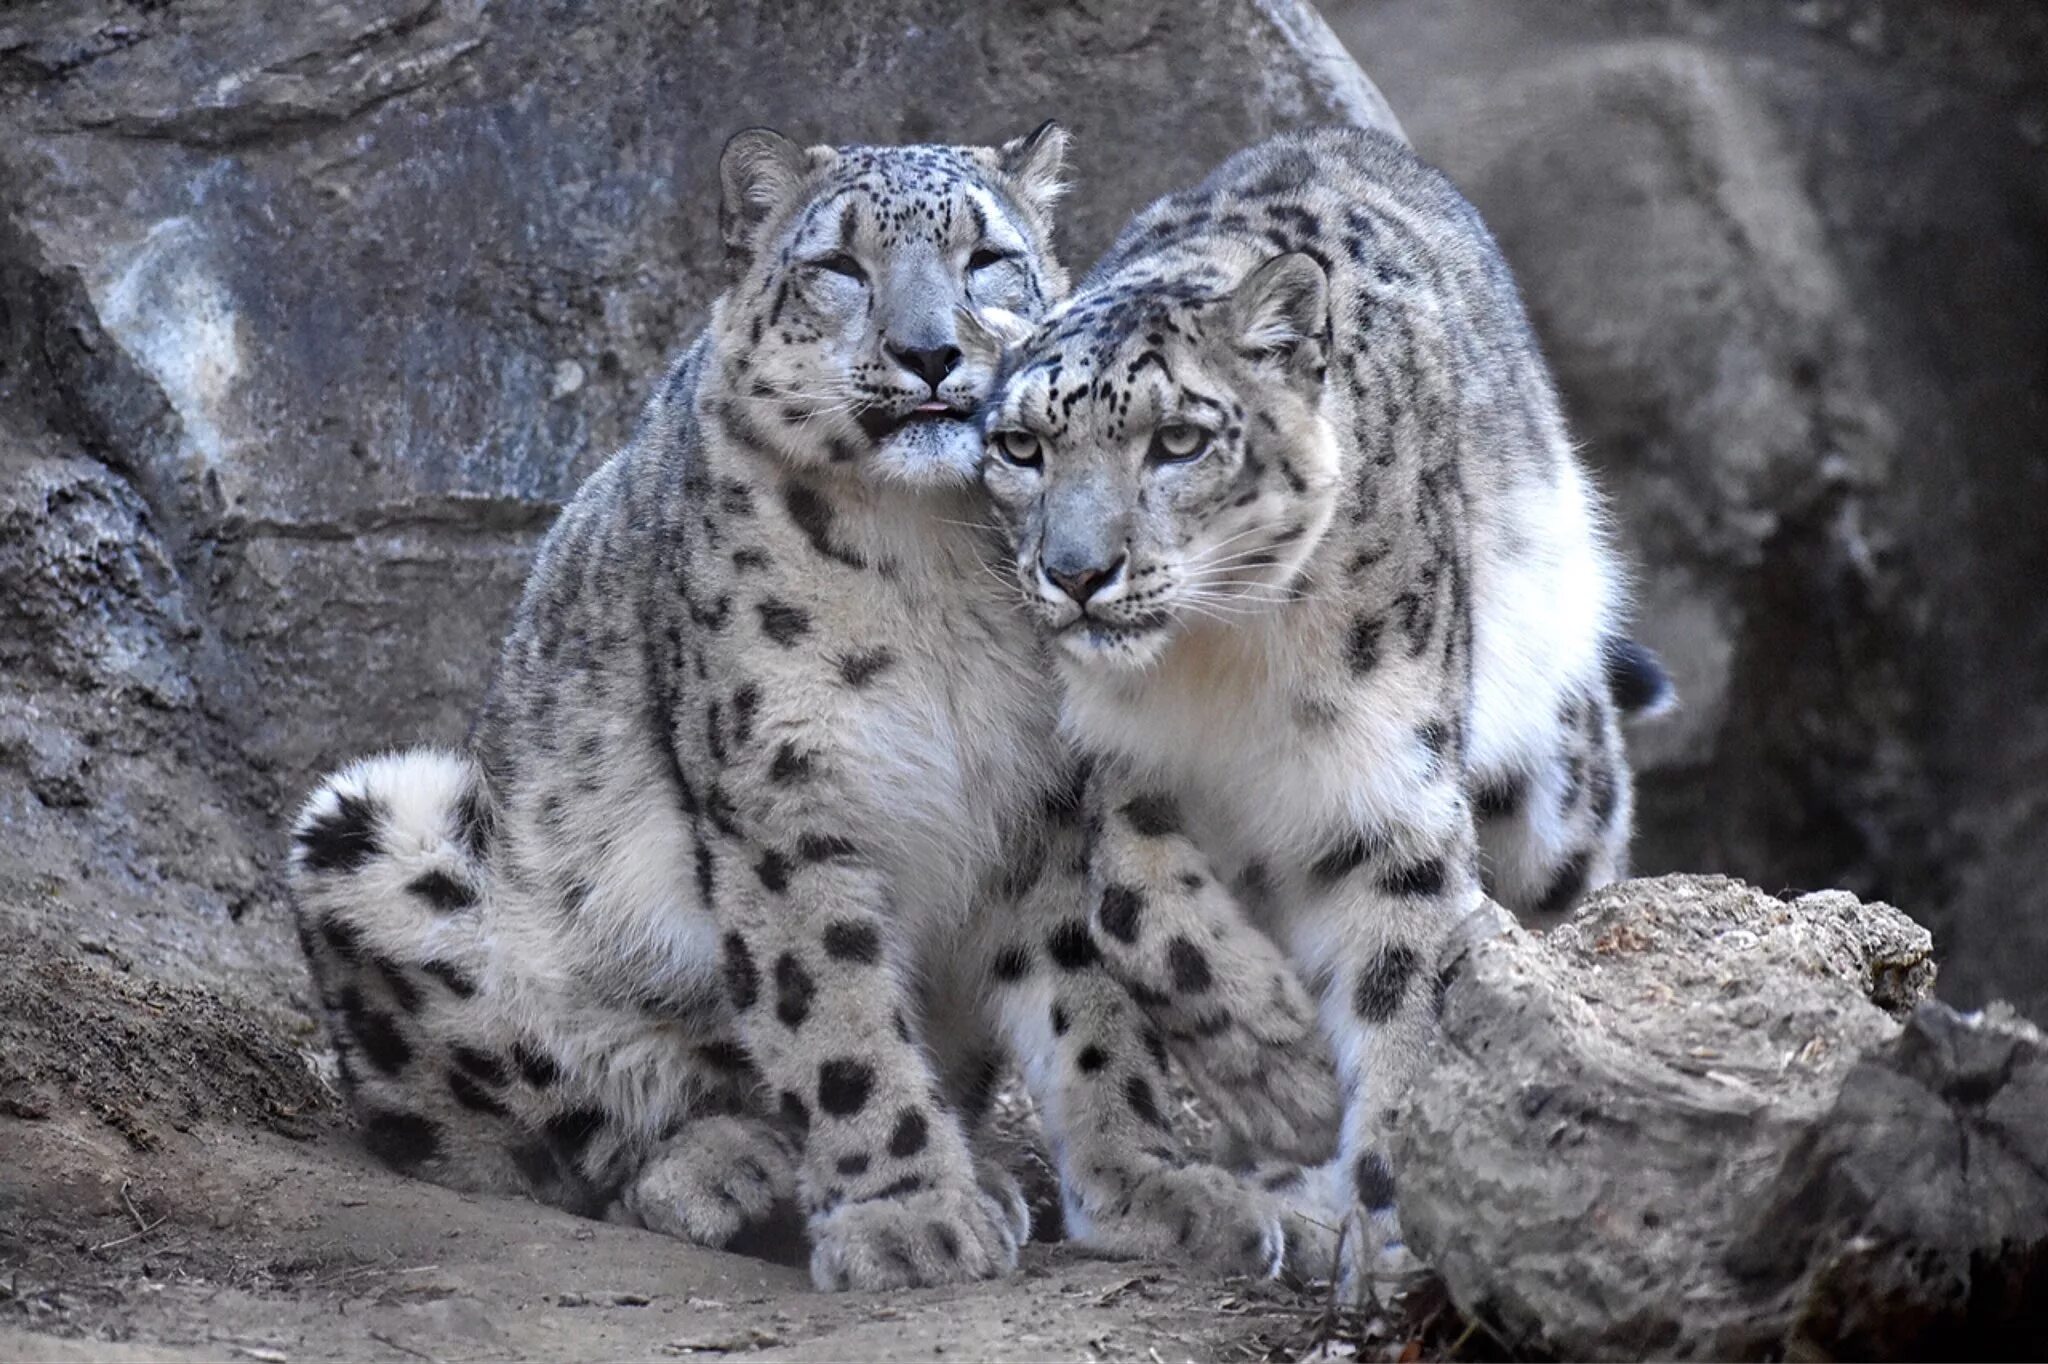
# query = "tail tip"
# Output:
<box><xmin>1603</xmin><ymin>636</ymin><xmax>1676</xmax><ymax>718</ymax></box>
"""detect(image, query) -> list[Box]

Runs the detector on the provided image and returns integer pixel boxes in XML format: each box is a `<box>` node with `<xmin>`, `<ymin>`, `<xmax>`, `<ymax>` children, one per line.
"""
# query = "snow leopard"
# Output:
<box><xmin>979</xmin><ymin>125</ymin><xmax>1671</xmax><ymax>1291</ymax></box>
<box><xmin>288</xmin><ymin>125</ymin><xmax>1330</xmax><ymax>1293</ymax></box>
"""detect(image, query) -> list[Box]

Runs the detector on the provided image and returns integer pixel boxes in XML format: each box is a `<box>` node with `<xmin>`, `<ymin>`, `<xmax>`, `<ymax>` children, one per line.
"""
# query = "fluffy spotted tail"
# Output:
<box><xmin>287</xmin><ymin>749</ymin><xmax>516</xmax><ymax>1184</ymax></box>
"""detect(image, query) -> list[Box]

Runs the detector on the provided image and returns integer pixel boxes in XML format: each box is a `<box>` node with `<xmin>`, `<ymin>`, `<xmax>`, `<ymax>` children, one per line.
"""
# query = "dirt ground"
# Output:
<box><xmin>0</xmin><ymin>919</ymin><xmax>1462</xmax><ymax>1363</ymax></box>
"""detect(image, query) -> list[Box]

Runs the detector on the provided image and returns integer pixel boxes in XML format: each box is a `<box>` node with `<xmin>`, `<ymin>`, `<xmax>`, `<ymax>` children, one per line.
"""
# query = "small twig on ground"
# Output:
<box><xmin>119</xmin><ymin>1180</ymin><xmax>150</xmax><ymax>1234</ymax></box>
<box><xmin>88</xmin><ymin>1215</ymin><xmax>167</xmax><ymax>1253</ymax></box>
<box><xmin>1308</xmin><ymin>1217</ymin><xmax>1352</xmax><ymax>1357</ymax></box>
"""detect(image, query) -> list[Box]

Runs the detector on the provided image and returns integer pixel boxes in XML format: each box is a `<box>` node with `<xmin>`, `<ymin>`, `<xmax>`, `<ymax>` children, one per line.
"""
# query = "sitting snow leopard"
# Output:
<box><xmin>288</xmin><ymin>125</ymin><xmax>1328</xmax><ymax>1292</ymax></box>
<box><xmin>979</xmin><ymin>126</ymin><xmax>1671</xmax><ymax>1287</ymax></box>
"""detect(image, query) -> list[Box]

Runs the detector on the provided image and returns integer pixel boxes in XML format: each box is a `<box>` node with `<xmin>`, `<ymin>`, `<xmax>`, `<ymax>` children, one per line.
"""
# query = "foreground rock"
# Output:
<box><xmin>1397</xmin><ymin>873</ymin><xmax>2048</xmax><ymax>1360</ymax></box>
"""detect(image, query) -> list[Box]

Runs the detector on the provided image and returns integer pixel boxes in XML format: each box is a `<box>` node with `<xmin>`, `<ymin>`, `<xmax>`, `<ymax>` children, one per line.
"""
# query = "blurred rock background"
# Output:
<box><xmin>0</xmin><ymin>0</ymin><xmax>2042</xmax><ymax>1022</ymax></box>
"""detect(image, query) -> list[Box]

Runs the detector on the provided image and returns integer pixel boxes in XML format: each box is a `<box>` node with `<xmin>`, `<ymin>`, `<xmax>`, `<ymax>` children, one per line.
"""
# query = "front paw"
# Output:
<box><xmin>1257</xmin><ymin>1161</ymin><xmax>1422</xmax><ymax>1300</ymax></box>
<box><xmin>1070</xmin><ymin>1160</ymin><xmax>1286</xmax><ymax>1279</ymax></box>
<box><xmin>623</xmin><ymin>1115</ymin><xmax>796</xmax><ymax>1247</ymax></box>
<box><xmin>808</xmin><ymin>1178</ymin><xmax>1023</xmax><ymax>1291</ymax></box>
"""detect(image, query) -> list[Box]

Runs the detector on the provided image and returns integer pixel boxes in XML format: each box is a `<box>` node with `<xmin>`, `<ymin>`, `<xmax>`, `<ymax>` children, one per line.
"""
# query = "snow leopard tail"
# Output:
<box><xmin>1602</xmin><ymin>635</ymin><xmax>1676</xmax><ymax>719</ymax></box>
<box><xmin>286</xmin><ymin>748</ymin><xmax>530</xmax><ymax>1192</ymax></box>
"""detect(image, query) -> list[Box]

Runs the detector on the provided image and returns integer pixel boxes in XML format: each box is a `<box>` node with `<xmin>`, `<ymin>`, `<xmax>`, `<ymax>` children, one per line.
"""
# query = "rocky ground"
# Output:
<box><xmin>0</xmin><ymin>907</ymin><xmax>1475</xmax><ymax>1363</ymax></box>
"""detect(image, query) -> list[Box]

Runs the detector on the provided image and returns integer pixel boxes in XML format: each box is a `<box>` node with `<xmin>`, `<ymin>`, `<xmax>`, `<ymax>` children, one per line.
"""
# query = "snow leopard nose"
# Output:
<box><xmin>886</xmin><ymin>341</ymin><xmax>962</xmax><ymax>392</ymax></box>
<box><xmin>1041</xmin><ymin>553</ymin><xmax>1126</xmax><ymax>606</ymax></box>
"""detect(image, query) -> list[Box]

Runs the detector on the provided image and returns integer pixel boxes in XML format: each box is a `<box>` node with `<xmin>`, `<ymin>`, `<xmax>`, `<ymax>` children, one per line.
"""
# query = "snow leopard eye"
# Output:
<box><xmin>808</xmin><ymin>252</ymin><xmax>867</xmax><ymax>284</ymax></box>
<box><xmin>994</xmin><ymin>430</ymin><xmax>1043</xmax><ymax>468</ymax></box>
<box><xmin>968</xmin><ymin>247</ymin><xmax>1016</xmax><ymax>273</ymax></box>
<box><xmin>1150</xmin><ymin>423</ymin><xmax>1211</xmax><ymax>465</ymax></box>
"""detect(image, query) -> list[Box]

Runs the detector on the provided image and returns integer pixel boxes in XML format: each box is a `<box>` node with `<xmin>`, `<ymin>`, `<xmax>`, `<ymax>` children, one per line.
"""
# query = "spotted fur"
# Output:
<box><xmin>290</xmin><ymin>126</ymin><xmax>1289</xmax><ymax>1292</ymax></box>
<box><xmin>981</xmin><ymin>127</ymin><xmax>1665</xmax><ymax>1292</ymax></box>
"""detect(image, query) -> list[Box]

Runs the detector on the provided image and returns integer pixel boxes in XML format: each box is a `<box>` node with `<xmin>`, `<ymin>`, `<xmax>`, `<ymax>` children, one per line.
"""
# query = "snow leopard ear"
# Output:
<box><xmin>1228</xmin><ymin>252</ymin><xmax>1329</xmax><ymax>382</ymax></box>
<box><xmin>719</xmin><ymin>127</ymin><xmax>817</xmax><ymax>268</ymax></box>
<box><xmin>996</xmin><ymin>120</ymin><xmax>1070</xmax><ymax>218</ymax></box>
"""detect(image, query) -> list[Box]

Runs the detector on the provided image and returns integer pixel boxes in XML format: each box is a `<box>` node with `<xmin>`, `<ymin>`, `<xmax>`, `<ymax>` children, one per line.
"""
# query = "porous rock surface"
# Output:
<box><xmin>1398</xmin><ymin>873</ymin><xmax>2047</xmax><ymax>1360</ymax></box>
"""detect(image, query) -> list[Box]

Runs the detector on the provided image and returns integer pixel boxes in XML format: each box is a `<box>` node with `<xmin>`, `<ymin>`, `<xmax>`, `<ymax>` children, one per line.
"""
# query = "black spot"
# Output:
<box><xmin>864</xmin><ymin>1173</ymin><xmax>927</xmax><ymax>1203</ymax></box>
<box><xmin>798</xmin><ymin>832</ymin><xmax>860</xmax><ymax>862</ymax></box>
<box><xmin>774</xmin><ymin>952</ymin><xmax>816</xmax><ymax>1028</ymax></box>
<box><xmin>1125</xmin><ymin>1074</ymin><xmax>1169</xmax><ymax>1129</ymax></box>
<box><xmin>730</xmin><ymin>683</ymin><xmax>760</xmax><ymax>749</ymax></box>
<box><xmin>1129</xmin><ymin>981</ymin><xmax>1172</xmax><ymax>1011</ymax></box>
<box><xmin>1473</xmin><ymin>775</ymin><xmax>1526</xmax><ymax>821</ymax></box>
<box><xmin>756</xmin><ymin>599</ymin><xmax>812</xmax><ymax>646</ymax></box>
<box><xmin>1050</xmin><ymin>1002</ymin><xmax>1070</xmax><ymax>1036</ymax></box>
<box><xmin>1121</xmin><ymin>793</ymin><xmax>1182</xmax><ymax>837</ymax></box>
<box><xmin>1166</xmin><ymin>937</ymin><xmax>1213</xmax><ymax>993</ymax></box>
<box><xmin>349</xmin><ymin>1003</ymin><xmax>412</xmax><ymax>1077</ymax></box>
<box><xmin>1418</xmin><ymin>721</ymin><xmax>1452</xmax><ymax>763</ymax></box>
<box><xmin>297</xmin><ymin>792</ymin><xmax>383</xmax><ymax>874</ymax></box>
<box><xmin>421</xmin><ymin>960</ymin><xmax>476</xmax><ymax>998</ymax></box>
<box><xmin>543</xmin><ymin>1106</ymin><xmax>606</xmax><ymax>1159</ymax></box>
<box><xmin>320</xmin><ymin>915</ymin><xmax>366</xmax><ymax>963</ymax></box>
<box><xmin>1177</xmin><ymin>872</ymin><xmax>1205</xmax><ymax>892</ymax></box>
<box><xmin>822</xmin><ymin>919</ymin><xmax>881</xmax><ymax>963</ymax></box>
<box><xmin>455</xmin><ymin>782</ymin><xmax>495</xmax><ymax>861</ymax></box>
<box><xmin>447</xmin><ymin>1069</ymin><xmax>511</xmax><ymax>1116</ymax></box>
<box><xmin>1046</xmin><ymin>919</ymin><xmax>1102</xmax><ymax>970</ymax></box>
<box><xmin>514</xmin><ymin>1042</ymin><xmax>559</xmax><ymax>1087</ymax></box>
<box><xmin>695</xmin><ymin>1039</ymin><xmax>749</xmax><ymax>1074</ymax></box>
<box><xmin>780</xmin><ymin>1089</ymin><xmax>811</xmax><ymax>1132</ymax></box>
<box><xmin>818</xmin><ymin>1059</ymin><xmax>876</xmax><ymax>1117</ymax></box>
<box><xmin>755</xmin><ymin>850</ymin><xmax>791</xmax><ymax>893</ymax></box>
<box><xmin>1076</xmin><ymin>1044</ymin><xmax>1108</xmax><ymax>1073</ymax></box>
<box><xmin>694</xmin><ymin>840</ymin><xmax>717</xmax><ymax>906</ymax></box>
<box><xmin>1379</xmin><ymin>857</ymin><xmax>1447</xmax><ymax>898</ymax></box>
<box><xmin>1097</xmin><ymin>885</ymin><xmax>1143</xmax><ymax>944</ymax></box>
<box><xmin>836</xmin><ymin>1152</ymin><xmax>870</xmax><ymax>1177</ymax></box>
<box><xmin>1142</xmin><ymin>1025</ymin><xmax>1170</xmax><ymax>1074</ymax></box>
<box><xmin>769</xmin><ymin>743</ymin><xmax>814</xmax><ymax>784</ymax></box>
<box><xmin>407</xmin><ymin>869</ymin><xmax>476</xmax><ymax>912</ymax></box>
<box><xmin>733</xmin><ymin>547</ymin><xmax>771</xmax><ymax>572</ymax></box>
<box><xmin>362</xmin><ymin>1109</ymin><xmax>440</xmax><ymax>1171</ymax></box>
<box><xmin>1355</xmin><ymin>1151</ymin><xmax>1397</xmax><ymax>1212</ymax></box>
<box><xmin>931</xmin><ymin>1220</ymin><xmax>961</xmax><ymax>1261</ymax></box>
<box><xmin>838</xmin><ymin>648</ymin><xmax>895</xmax><ymax>688</ymax></box>
<box><xmin>722</xmin><ymin>932</ymin><xmax>760</xmax><ymax>1010</ymax></box>
<box><xmin>991</xmin><ymin>943</ymin><xmax>1034</xmax><ymax>982</ymax></box>
<box><xmin>372</xmin><ymin>956</ymin><xmax>423</xmax><ymax>1014</ymax></box>
<box><xmin>783</xmin><ymin>482</ymin><xmax>867</xmax><ymax>569</ymax></box>
<box><xmin>1354</xmin><ymin>942</ymin><xmax>1420</xmax><ymax>1023</ymax></box>
<box><xmin>1311</xmin><ymin>829</ymin><xmax>1379</xmax><ymax>884</ymax></box>
<box><xmin>1536</xmin><ymin>852</ymin><xmax>1591</xmax><ymax>917</ymax></box>
<box><xmin>887</xmin><ymin>1108</ymin><xmax>929</xmax><ymax>1158</ymax></box>
<box><xmin>452</xmin><ymin>1045</ymin><xmax>508</xmax><ymax>1086</ymax></box>
<box><xmin>1345</xmin><ymin>616</ymin><xmax>1384</xmax><ymax>674</ymax></box>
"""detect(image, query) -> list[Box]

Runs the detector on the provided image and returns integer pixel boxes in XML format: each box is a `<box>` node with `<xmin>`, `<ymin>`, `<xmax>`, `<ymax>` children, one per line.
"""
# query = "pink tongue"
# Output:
<box><xmin>916</xmin><ymin>401</ymin><xmax>949</xmax><ymax>414</ymax></box>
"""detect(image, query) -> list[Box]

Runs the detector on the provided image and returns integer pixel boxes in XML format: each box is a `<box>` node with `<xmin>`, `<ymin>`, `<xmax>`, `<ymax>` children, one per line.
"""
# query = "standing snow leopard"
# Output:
<box><xmin>288</xmin><ymin>126</ymin><xmax>1328</xmax><ymax>1292</ymax></box>
<box><xmin>979</xmin><ymin>126</ymin><xmax>1671</xmax><ymax>1287</ymax></box>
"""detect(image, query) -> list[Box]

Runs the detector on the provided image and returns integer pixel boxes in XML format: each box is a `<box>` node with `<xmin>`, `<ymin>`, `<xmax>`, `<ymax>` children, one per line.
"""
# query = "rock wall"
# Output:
<box><xmin>1324</xmin><ymin>0</ymin><xmax>2048</xmax><ymax>1017</ymax></box>
<box><xmin>0</xmin><ymin>0</ymin><xmax>1395</xmax><ymax>1003</ymax></box>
